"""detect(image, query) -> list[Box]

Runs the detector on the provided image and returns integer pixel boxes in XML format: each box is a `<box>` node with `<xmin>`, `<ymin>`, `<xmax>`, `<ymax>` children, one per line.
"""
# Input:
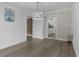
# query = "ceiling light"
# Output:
<box><xmin>32</xmin><ymin>2</ymin><xmax>43</xmax><ymax>18</ymax></box>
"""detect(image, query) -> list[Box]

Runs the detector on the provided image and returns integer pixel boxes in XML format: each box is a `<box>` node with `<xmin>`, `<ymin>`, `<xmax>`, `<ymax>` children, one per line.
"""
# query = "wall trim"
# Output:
<box><xmin>0</xmin><ymin>40</ymin><xmax>26</xmax><ymax>50</ymax></box>
<box><xmin>46</xmin><ymin>8</ymin><xmax>72</xmax><ymax>15</ymax></box>
<box><xmin>46</xmin><ymin>37</ymin><xmax>72</xmax><ymax>41</ymax></box>
<box><xmin>72</xmin><ymin>41</ymin><xmax>77</xmax><ymax>57</ymax></box>
<box><xmin>27</xmin><ymin>34</ymin><xmax>32</xmax><ymax>37</ymax></box>
<box><xmin>33</xmin><ymin>38</ymin><xmax>44</xmax><ymax>40</ymax></box>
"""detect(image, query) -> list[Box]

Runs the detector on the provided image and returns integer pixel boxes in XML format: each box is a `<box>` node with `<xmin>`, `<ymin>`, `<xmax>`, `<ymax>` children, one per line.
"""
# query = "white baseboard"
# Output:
<box><xmin>0</xmin><ymin>40</ymin><xmax>26</xmax><ymax>49</ymax></box>
<box><xmin>27</xmin><ymin>34</ymin><xmax>32</xmax><ymax>36</ymax></box>
<box><xmin>47</xmin><ymin>37</ymin><xmax>72</xmax><ymax>41</ymax></box>
<box><xmin>33</xmin><ymin>37</ymin><xmax>44</xmax><ymax>39</ymax></box>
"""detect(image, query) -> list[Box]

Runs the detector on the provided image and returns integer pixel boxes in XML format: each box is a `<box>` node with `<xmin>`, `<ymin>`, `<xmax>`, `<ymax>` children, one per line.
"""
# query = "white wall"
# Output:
<box><xmin>46</xmin><ymin>8</ymin><xmax>72</xmax><ymax>41</ymax></box>
<box><xmin>32</xmin><ymin>13</ymin><xmax>48</xmax><ymax>39</ymax></box>
<box><xmin>32</xmin><ymin>18</ymin><xmax>44</xmax><ymax>39</ymax></box>
<box><xmin>72</xmin><ymin>3</ymin><xmax>79</xmax><ymax>57</ymax></box>
<box><xmin>0</xmin><ymin>3</ymin><xmax>27</xmax><ymax>49</ymax></box>
<box><xmin>43</xmin><ymin>15</ymin><xmax>48</xmax><ymax>38</ymax></box>
<box><xmin>57</xmin><ymin>10</ymin><xmax>72</xmax><ymax>41</ymax></box>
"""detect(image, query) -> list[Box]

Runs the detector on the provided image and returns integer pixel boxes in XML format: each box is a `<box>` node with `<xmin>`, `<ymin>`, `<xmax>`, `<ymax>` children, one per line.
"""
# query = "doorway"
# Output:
<box><xmin>47</xmin><ymin>15</ymin><xmax>57</xmax><ymax>39</ymax></box>
<box><xmin>27</xmin><ymin>16</ymin><xmax>32</xmax><ymax>39</ymax></box>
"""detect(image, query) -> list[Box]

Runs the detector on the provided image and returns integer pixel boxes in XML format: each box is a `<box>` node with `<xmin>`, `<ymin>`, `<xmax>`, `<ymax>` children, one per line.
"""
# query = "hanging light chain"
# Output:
<box><xmin>36</xmin><ymin>2</ymin><xmax>39</xmax><ymax>12</ymax></box>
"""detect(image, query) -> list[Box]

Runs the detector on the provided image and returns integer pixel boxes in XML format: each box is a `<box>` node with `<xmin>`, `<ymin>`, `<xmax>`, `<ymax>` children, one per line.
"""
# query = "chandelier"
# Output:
<box><xmin>32</xmin><ymin>2</ymin><xmax>43</xmax><ymax>18</ymax></box>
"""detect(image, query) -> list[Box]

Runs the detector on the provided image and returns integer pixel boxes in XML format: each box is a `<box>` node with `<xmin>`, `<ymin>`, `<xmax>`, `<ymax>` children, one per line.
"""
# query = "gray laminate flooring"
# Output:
<box><xmin>0</xmin><ymin>38</ymin><xmax>76</xmax><ymax>57</ymax></box>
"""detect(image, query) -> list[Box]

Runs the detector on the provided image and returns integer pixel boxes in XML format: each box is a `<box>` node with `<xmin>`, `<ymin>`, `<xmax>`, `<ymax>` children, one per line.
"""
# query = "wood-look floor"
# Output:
<box><xmin>0</xmin><ymin>37</ymin><xmax>76</xmax><ymax>57</ymax></box>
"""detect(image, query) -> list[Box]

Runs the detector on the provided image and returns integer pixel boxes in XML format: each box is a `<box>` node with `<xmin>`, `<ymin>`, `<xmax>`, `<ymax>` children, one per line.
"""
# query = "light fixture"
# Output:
<box><xmin>32</xmin><ymin>2</ymin><xmax>43</xmax><ymax>18</ymax></box>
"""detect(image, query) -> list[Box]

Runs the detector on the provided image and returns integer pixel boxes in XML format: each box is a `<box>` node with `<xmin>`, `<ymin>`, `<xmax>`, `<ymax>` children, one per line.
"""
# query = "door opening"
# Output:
<box><xmin>27</xmin><ymin>16</ymin><xmax>32</xmax><ymax>39</ymax></box>
<box><xmin>47</xmin><ymin>15</ymin><xmax>57</xmax><ymax>39</ymax></box>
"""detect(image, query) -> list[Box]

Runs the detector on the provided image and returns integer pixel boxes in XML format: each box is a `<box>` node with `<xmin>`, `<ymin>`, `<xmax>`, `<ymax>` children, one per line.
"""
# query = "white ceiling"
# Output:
<box><xmin>4</xmin><ymin>2</ymin><xmax>73</xmax><ymax>12</ymax></box>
